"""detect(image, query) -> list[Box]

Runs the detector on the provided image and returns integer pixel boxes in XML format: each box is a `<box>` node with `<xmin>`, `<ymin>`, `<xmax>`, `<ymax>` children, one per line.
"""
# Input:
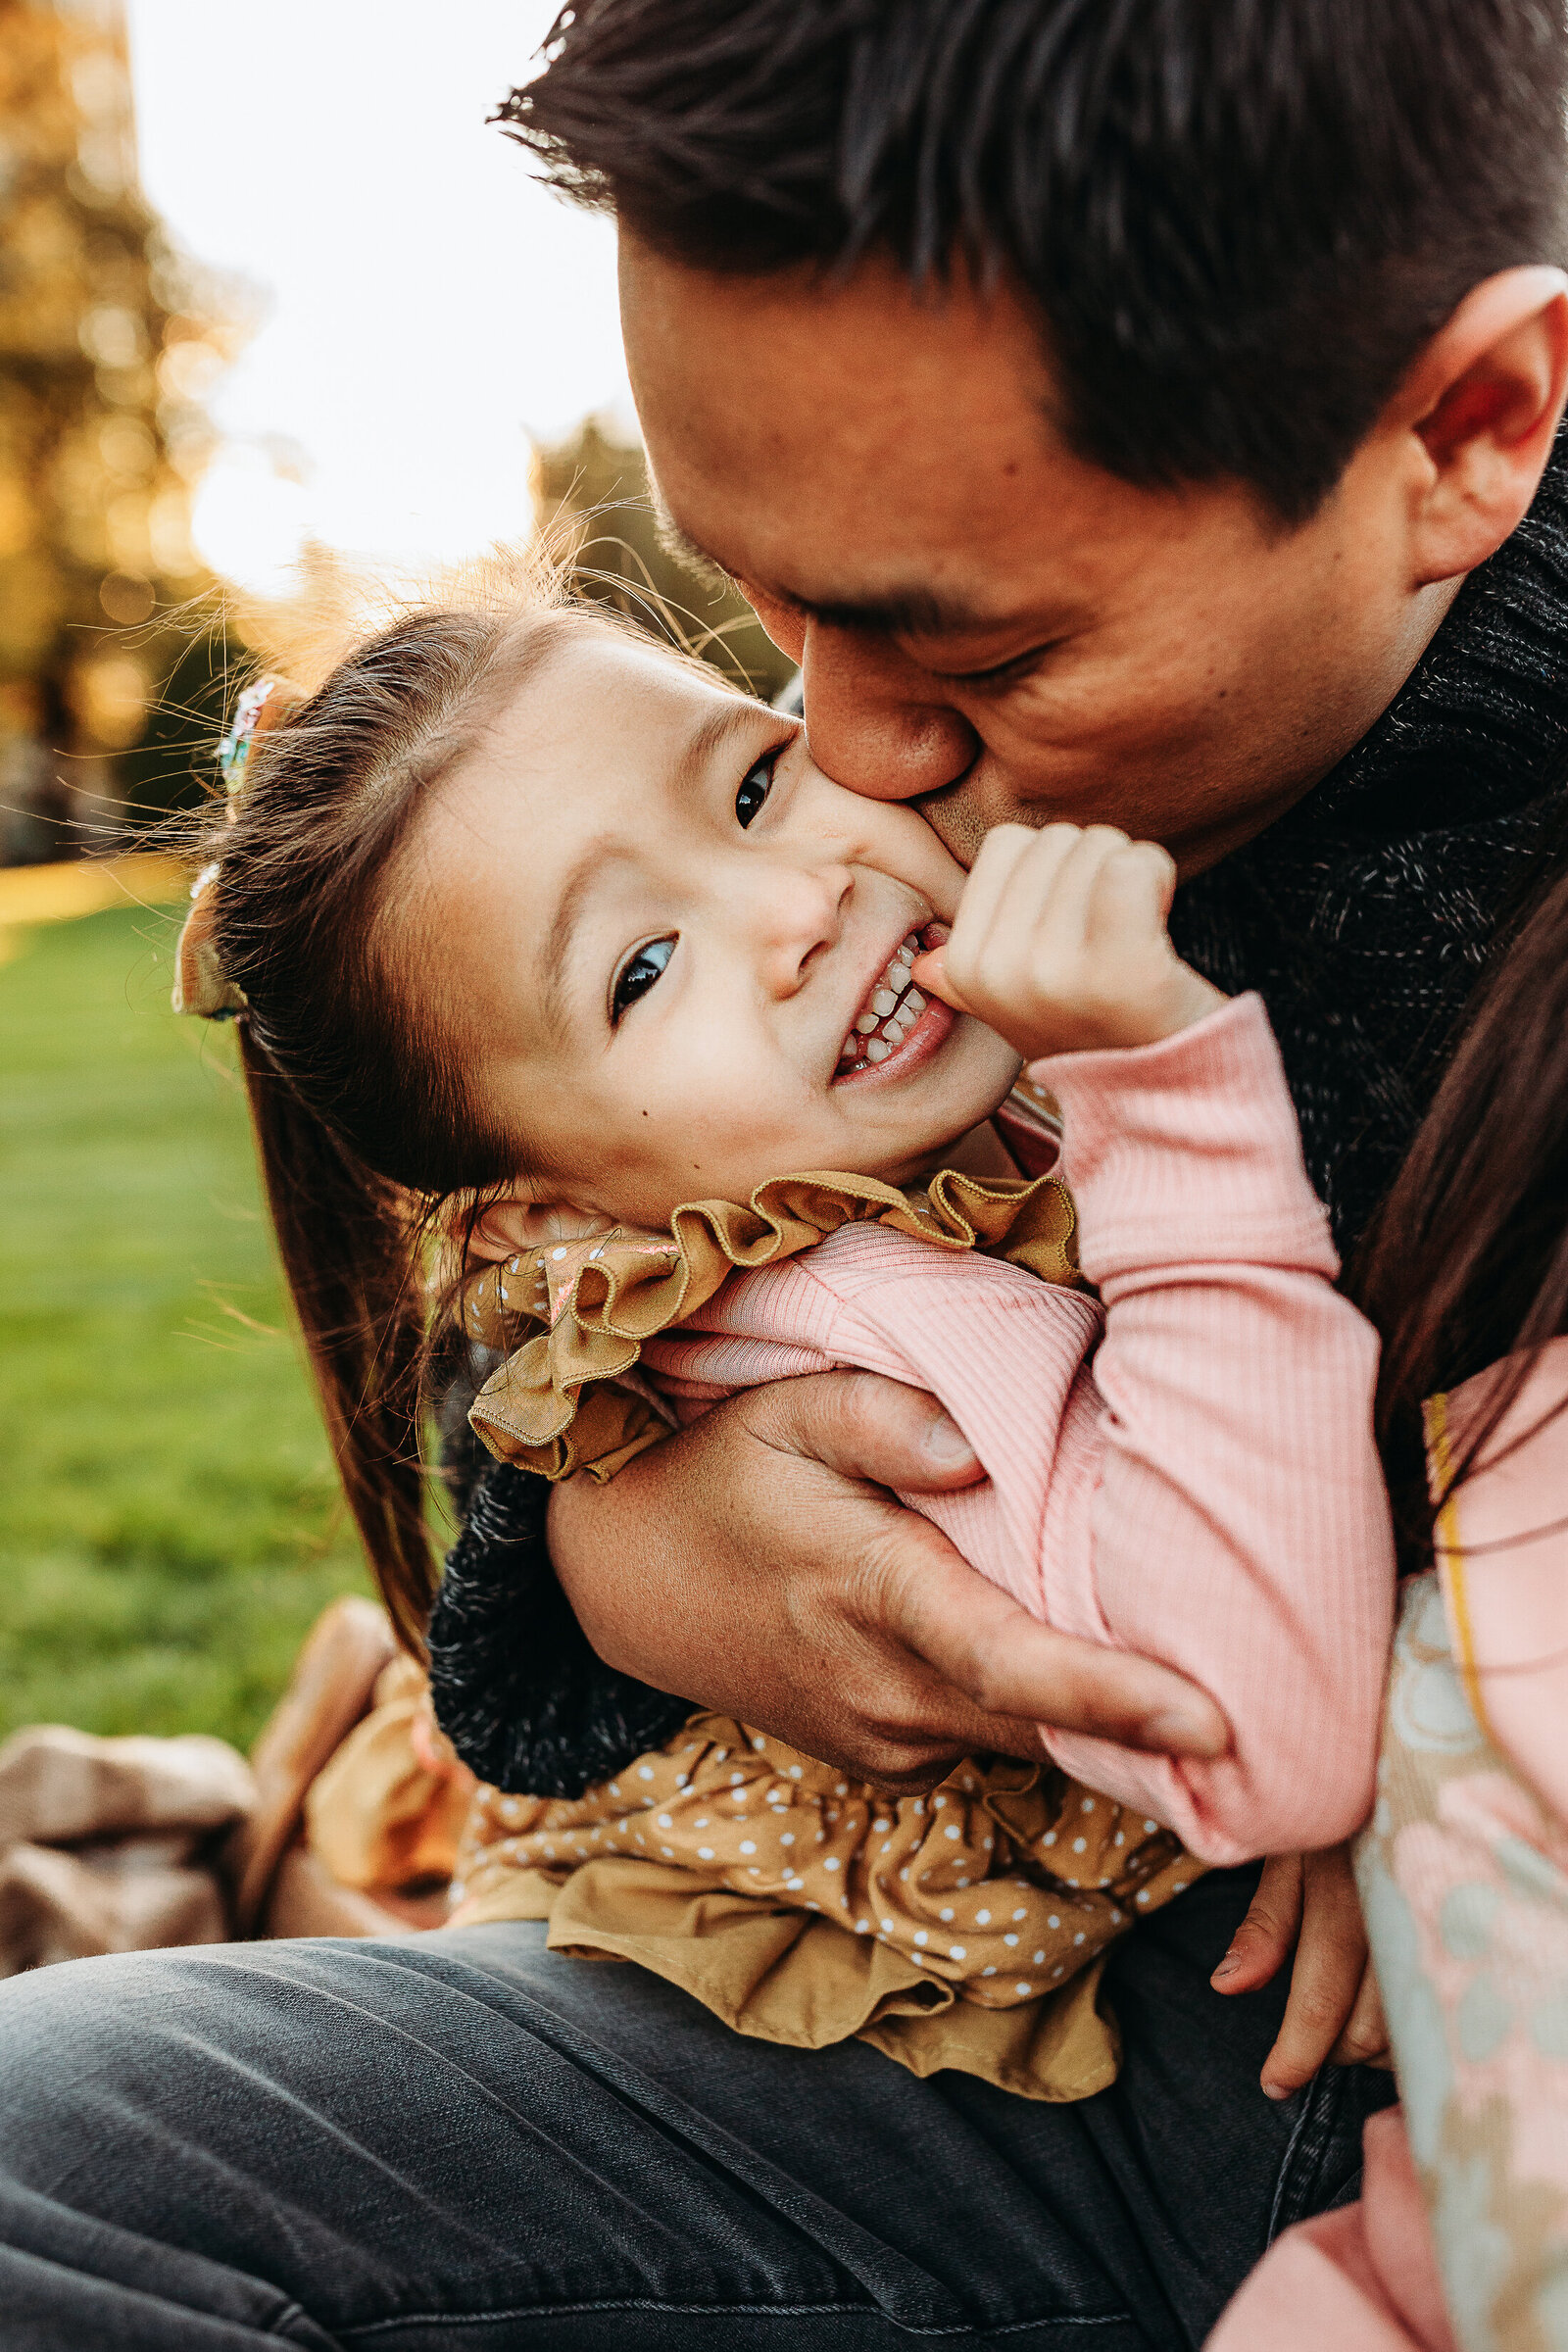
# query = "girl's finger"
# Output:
<box><xmin>984</xmin><ymin>824</ymin><xmax>1130</xmax><ymax>984</ymax></box>
<box><xmin>1329</xmin><ymin>1961</ymin><xmax>1391</xmax><ymax>2069</ymax></box>
<box><xmin>923</xmin><ymin>824</ymin><xmax>1067</xmax><ymax>1010</ymax></box>
<box><xmin>976</xmin><ymin>822</ymin><xmax>1119</xmax><ymax>953</ymax></box>
<box><xmin>1257</xmin><ymin>1846</ymin><xmax>1370</xmax><ymax>2098</ymax></box>
<box><xmin>955</xmin><ymin>824</ymin><xmax>1056</xmax><ymax>951</ymax></box>
<box><xmin>1210</xmin><ymin>1850</ymin><xmax>1304</xmax><ymax>1994</ymax></box>
<box><xmin>1081</xmin><ymin>839</ymin><xmax>1178</xmax><ymax>958</ymax></box>
<box><xmin>908</xmin><ymin>938</ymin><xmax>956</xmax><ymax>1005</ymax></box>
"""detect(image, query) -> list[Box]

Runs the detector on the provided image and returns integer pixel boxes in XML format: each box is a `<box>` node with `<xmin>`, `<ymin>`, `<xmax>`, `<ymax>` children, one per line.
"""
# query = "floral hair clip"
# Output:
<box><xmin>172</xmin><ymin>676</ymin><xmax>287</xmax><ymax>1020</ymax></box>
<box><xmin>216</xmin><ymin>677</ymin><xmax>277</xmax><ymax>800</ymax></box>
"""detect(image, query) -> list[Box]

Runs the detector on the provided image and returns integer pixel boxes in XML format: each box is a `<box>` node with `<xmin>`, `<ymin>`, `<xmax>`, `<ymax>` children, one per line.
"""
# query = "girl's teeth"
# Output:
<box><xmin>838</xmin><ymin>931</ymin><xmax>933</xmax><ymax>1071</ymax></box>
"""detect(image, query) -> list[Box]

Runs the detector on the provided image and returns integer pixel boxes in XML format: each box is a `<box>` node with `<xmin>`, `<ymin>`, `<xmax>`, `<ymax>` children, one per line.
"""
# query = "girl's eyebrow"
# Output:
<box><xmin>541</xmin><ymin>701</ymin><xmax>769</xmax><ymax>1041</ymax></box>
<box><xmin>673</xmin><ymin>696</ymin><xmax>768</xmax><ymax>794</ymax></box>
<box><xmin>541</xmin><ymin>833</ymin><xmax>626</xmax><ymax>1044</ymax></box>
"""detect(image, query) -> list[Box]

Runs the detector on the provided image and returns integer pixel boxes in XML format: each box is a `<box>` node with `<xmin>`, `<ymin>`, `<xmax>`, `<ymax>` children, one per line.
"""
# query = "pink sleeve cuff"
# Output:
<box><xmin>1028</xmin><ymin>993</ymin><xmax>1338</xmax><ymax>1285</ymax></box>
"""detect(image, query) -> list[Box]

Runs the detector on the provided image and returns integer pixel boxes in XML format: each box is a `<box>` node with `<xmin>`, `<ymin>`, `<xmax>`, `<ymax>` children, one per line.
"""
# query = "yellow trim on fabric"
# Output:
<box><xmin>1425</xmin><ymin>1388</ymin><xmax>1490</xmax><ymax>1737</ymax></box>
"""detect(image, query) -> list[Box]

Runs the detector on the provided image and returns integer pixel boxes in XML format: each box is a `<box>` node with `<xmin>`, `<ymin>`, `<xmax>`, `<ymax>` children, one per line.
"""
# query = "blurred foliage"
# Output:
<box><xmin>0</xmin><ymin>901</ymin><xmax>377</xmax><ymax>1744</ymax></box>
<box><xmin>537</xmin><ymin>416</ymin><xmax>796</xmax><ymax>703</ymax></box>
<box><xmin>0</xmin><ymin>0</ymin><xmax>242</xmax><ymax>860</ymax></box>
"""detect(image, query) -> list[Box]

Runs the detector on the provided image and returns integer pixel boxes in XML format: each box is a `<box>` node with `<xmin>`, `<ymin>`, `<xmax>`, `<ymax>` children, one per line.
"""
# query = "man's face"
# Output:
<box><xmin>620</xmin><ymin>236</ymin><xmax>1456</xmax><ymax>875</ymax></box>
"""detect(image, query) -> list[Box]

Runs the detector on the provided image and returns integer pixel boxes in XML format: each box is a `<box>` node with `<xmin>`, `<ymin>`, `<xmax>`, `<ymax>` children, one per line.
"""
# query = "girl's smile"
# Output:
<box><xmin>833</xmin><ymin>921</ymin><xmax>953</xmax><ymax>1083</ymax></box>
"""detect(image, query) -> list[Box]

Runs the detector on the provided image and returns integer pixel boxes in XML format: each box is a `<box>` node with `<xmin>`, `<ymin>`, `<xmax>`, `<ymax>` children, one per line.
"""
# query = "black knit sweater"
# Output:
<box><xmin>429</xmin><ymin>434</ymin><xmax>1568</xmax><ymax>1799</ymax></box>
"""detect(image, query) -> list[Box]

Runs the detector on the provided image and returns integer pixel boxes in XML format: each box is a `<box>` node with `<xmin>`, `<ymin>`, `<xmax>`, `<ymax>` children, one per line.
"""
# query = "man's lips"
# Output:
<box><xmin>834</xmin><ymin>921</ymin><xmax>951</xmax><ymax>1081</ymax></box>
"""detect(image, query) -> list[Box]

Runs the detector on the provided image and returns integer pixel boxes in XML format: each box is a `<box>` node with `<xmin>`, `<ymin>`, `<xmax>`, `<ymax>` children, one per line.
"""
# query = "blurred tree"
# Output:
<box><xmin>0</xmin><ymin>0</ymin><xmax>241</xmax><ymax>860</ymax></box>
<box><xmin>536</xmin><ymin>416</ymin><xmax>796</xmax><ymax>703</ymax></box>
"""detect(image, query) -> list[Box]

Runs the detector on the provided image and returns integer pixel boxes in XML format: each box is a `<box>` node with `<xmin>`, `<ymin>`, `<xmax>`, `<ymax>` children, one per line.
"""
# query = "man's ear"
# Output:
<box><xmin>1393</xmin><ymin>267</ymin><xmax>1568</xmax><ymax>588</ymax></box>
<box><xmin>465</xmin><ymin>1193</ymin><xmax>615</xmax><ymax>1265</ymax></box>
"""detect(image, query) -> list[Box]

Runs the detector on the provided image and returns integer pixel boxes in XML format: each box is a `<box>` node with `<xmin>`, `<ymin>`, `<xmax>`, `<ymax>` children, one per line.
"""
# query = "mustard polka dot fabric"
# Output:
<box><xmin>451</xmin><ymin>1714</ymin><xmax>1199</xmax><ymax>2098</ymax></box>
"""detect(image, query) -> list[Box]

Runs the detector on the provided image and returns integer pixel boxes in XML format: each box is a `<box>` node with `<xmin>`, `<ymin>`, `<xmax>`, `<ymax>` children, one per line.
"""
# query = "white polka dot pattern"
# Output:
<box><xmin>456</xmin><ymin>1711</ymin><xmax>1195</xmax><ymax>2013</ymax></box>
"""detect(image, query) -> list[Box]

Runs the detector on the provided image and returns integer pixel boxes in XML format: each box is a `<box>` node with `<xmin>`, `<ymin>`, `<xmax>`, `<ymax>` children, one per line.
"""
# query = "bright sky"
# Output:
<box><xmin>123</xmin><ymin>2</ymin><xmax>635</xmax><ymax>591</ymax></box>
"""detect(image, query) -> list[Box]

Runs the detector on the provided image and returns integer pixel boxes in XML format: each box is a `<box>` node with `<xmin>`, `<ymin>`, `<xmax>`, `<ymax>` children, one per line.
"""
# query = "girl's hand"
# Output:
<box><xmin>1210</xmin><ymin>1846</ymin><xmax>1393</xmax><ymax>2098</ymax></box>
<box><xmin>911</xmin><ymin>821</ymin><xmax>1225</xmax><ymax>1060</ymax></box>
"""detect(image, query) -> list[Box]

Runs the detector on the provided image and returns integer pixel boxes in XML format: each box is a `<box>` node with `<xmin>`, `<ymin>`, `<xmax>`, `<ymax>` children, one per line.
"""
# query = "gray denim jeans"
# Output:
<box><xmin>0</xmin><ymin>1866</ymin><xmax>1391</xmax><ymax>2351</ymax></box>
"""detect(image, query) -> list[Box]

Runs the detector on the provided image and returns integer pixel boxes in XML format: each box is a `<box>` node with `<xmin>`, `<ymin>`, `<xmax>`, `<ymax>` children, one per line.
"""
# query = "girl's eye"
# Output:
<box><xmin>735</xmin><ymin>754</ymin><xmax>775</xmax><ymax>829</ymax></box>
<box><xmin>610</xmin><ymin>935</ymin><xmax>676</xmax><ymax>1025</ymax></box>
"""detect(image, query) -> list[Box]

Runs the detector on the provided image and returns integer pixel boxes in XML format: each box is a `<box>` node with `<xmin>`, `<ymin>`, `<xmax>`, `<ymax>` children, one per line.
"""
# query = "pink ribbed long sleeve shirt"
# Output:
<box><xmin>642</xmin><ymin>993</ymin><xmax>1396</xmax><ymax>1865</ymax></box>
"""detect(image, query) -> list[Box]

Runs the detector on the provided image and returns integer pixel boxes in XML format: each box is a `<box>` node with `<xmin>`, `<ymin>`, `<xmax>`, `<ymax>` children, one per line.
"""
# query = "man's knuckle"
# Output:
<box><xmin>849</xmin><ymin>1534</ymin><xmax>910</xmax><ymax>1620</ymax></box>
<box><xmin>965</xmin><ymin>1660</ymin><xmax>1008</xmax><ymax>1716</ymax></box>
<box><xmin>973</xmin><ymin>952</ymin><xmax>1010</xmax><ymax>1003</ymax></box>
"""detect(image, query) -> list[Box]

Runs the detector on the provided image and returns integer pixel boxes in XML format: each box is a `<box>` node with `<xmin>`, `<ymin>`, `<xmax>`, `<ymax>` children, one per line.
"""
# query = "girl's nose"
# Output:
<box><xmin>733</xmin><ymin>856</ymin><xmax>854</xmax><ymax>997</ymax></box>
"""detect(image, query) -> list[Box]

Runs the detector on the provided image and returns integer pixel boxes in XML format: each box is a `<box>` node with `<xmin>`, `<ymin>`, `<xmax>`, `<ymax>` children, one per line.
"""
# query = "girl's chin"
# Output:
<box><xmin>828</xmin><ymin>1035</ymin><xmax>1020</xmax><ymax>1159</ymax></box>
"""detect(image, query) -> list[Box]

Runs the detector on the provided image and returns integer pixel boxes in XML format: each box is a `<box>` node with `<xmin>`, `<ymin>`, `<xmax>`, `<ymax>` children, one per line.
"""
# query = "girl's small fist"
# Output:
<box><xmin>913</xmin><ymin>821</ymin><xmax>1226</xmax><ymax>1061</ymax></box>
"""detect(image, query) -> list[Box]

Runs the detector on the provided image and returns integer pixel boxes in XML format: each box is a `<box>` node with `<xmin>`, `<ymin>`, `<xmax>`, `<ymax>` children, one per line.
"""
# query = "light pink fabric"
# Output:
<box><xmin>643</xmin><ymin>993</ymin><xmax>1396</xmax><ymax>1863</ymax></box>
<box><xmin>1207</xmin><ymin>2110</ymin><xmax>1456</xmax><ymax>2352</ymax></box>
<box><xmin>1432</xmin><ymin>1341</ymin><xmax>1568</xmax><ymax>1822</ymax></box>
<box><xmin>1205</xmin><ymin>1343</ymin><xmax>1568</xmax><ymax>2351</ymax></box>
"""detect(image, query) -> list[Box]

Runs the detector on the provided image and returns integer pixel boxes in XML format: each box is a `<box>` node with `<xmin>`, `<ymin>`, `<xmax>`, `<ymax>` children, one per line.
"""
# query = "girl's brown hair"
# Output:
<box><xmin>201</xmin><ymin>581</ymin><xmax>566</xmax><ymax>1648</ymax></box>
<box><xmin>1355</xmin><ymin>842</ymin><xmax>1568</xmax><ymax>1559</ymax></box>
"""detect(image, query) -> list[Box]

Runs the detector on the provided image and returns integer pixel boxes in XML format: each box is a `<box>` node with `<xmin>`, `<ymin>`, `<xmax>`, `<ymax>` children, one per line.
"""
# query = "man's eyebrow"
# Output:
<box><xmin>655</xmin><ymin>514</ymin><xmax>1014</xmax><ymax>640</ymax></box>
<box><xmin>800</xmin><ymin>585</ymin><xmax>1004</xmax><ymax>638</ymax></box>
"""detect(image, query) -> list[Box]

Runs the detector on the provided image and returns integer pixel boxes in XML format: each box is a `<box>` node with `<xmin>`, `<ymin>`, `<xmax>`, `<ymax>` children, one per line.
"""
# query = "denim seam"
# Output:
<box><xmin>1262</xmin><ymin>2069</ymin><xmax>1332</xmax><ymax>2247</ymax></box>
<box><xmin>343</xmin><ymin>2299</ymin><xmax>1134</xmax><ymax>2339</ymax></box>
<box><xmin>269</xmin><ymin>2301</ymin><xmax>332</xmax><ymax>2342</ymax></box>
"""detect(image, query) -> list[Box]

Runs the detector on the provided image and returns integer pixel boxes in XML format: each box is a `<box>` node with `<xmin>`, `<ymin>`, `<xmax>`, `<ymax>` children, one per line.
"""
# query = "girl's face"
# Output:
<box><xmin>416</xmin><ymin>622</ymin><xmax>1021</xmax><ymax>1227</ymax></box>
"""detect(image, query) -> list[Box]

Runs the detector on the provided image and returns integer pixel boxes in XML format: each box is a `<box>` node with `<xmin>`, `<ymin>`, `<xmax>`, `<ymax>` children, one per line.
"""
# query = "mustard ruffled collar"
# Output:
<box><xmin>463</xmin><ymin>1164</ymin><xmax>1079</xmax><ymax>1483</ymax></box>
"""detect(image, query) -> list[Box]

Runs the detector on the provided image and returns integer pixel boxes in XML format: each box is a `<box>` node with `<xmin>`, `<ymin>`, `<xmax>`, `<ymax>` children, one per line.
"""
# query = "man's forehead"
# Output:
<box><xmin>627</xmin><ymin>242</ymin><xmax>1094</xmax><ymax>583</ymax></box>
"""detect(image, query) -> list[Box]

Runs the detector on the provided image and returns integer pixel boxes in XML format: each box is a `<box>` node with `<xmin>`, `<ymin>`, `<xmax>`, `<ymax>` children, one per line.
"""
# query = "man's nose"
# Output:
<box><xmin>800</xmin><ymin>620</ymin><xmax>980</xmax><ymax>803</ymax></box>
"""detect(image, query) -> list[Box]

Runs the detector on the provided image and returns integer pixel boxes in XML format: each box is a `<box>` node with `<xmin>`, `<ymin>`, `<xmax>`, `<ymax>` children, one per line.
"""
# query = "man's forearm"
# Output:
<box><xmin>426</xmin><ymin>1458</ymin><xmax>692</xmax><ymax>1797</ymax></box>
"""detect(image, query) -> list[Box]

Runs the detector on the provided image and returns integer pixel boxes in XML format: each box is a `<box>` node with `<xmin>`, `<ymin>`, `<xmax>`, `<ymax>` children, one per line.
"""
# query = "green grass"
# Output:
<box><xmin>0</xmin><ymin>902</ymin><xmax>375</xmax><ymax>1748</ymax></box>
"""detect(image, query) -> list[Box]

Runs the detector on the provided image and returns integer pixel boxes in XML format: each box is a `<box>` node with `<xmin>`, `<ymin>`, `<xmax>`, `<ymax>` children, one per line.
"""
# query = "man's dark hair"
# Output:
<box><xmin>499</xmin><ymin>0</ymin><xmax>1568</xmax><ymax>522</ymax></box>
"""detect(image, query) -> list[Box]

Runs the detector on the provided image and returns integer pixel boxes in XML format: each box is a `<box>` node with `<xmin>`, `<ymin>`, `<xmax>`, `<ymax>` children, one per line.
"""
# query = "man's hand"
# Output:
<box><xmin>1210</xmin><ymin>1845</ymin><xmax>1391</xmax><ymax>2096</ymax></box>
<box><xmin>549</xmin><ymin>1368</ymin><xmax>1229</xmax><ymax>1792</ymax></box>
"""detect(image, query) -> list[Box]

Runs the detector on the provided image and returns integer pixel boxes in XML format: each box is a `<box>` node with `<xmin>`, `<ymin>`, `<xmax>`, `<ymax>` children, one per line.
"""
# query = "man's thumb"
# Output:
<box><xmin>748</xmin><ymin>1369</ymin><xmax>984</xmax><ymax>1493</ymax></box>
